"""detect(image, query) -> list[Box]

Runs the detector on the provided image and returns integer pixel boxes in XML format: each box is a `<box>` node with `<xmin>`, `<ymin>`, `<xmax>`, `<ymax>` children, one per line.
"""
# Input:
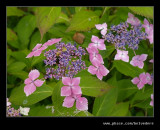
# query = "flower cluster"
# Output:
<box><xmin>131</xmin><ymin>72</ymin><xmax>153</xmax><ymax>90</ymax></box>
<box><xmin>44</xmin><ymin>42</ymin><xmax>86</xmax><ymax>80</ymax></box>
<box><xmin>87</xmin><ymin>34</ymin><xmax>109</xmax><ymax>80</ymax></box>
<box><xmin>61</xmin><ymin>77</ymin><xmax>88</xmax><ymax>111</ymax></box>
<box><xmin>7</xmin><ymin>98</ymin><xmax>30</xmax><ymax>117</ymax></box>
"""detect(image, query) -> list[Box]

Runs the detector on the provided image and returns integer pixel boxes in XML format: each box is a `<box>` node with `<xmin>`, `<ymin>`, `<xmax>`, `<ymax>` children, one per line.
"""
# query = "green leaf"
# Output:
<box><xmin>31</xmin><ymin>54</ymin><xmax>45</xmax><ymax>67</ymax></box>
<box><xmin>8</xmin><ymin>71</ymin><xmax>28</xmax><ymax>80</ymax></box>
<box><xmin>52</xmin><ymin>81</ymin><xmax>93</xmax><ymax>117</ymax></box>
<box><xmin>67</xmin><ymin>10</ymin><xmax>99</xmax><ymax>32</ymax></box>
<box><xmin>7</xmin><ymin>48</ymin><xmax>12</xmax><ymax>63</ymax></box>
<box><xmin>7</xmin><ymin>28</ymin><xmax>18</xmax><ymax>41</ymax></box>
<box><xmin>128</xmin><ymin>7</ymin><xmax>153</xmax><ymax>19</ymax></box>
<box><xmin>7</xmin><ymin>7</ymin><xmax>25</xmax><ymax>17</ymax></box>
<box><xmin>56</xmin><ymin>12</ymin><xmax>70</xmax><ymax>24</ymax></box>
<box><xmin>109</xmin><ymin>102</ymin><xmax>129</xmax><ymax>116</ymax></box>
<box><xmin>92</xmin><ymin>74</ymin><xmax>118</xmax><ymax>116</ymax></box>
<box><xmin>9</xmin><ymin>84</ymin><xmax>53</xmax><ymax>106</ymax></box>
<box><xmin>75</xmin><ymin>7</ymin><xmax>87</xmax><ymax>13</ymax></box>
<box><xmin>35</xmin><ymin>7</ymin><xmax>61</xmax><ymax>41</ymax></box>
<box><xmin>7</xmin><ymin>62</ymin><xmax>26</xmax><ymax>73</ymax></box>
<box><xmin>114</xmin><ymin>60</ymin><xmax>145</xmax><ymax>78</ymax></box>
<box><xmin>15</xmin><ymin>15</ymin><xmax>36</xmax><ymax>49</ymax></box>
<box><xmin>117</xmin><ymin>79</ymin><xmax>137</xmax><ymax>102</ymax></box>
<box><xmin>29</xmin><ymin>105</ymin><xmax>55</xmax><ymax>116</ymax></box>
<box><xmin>79</xmin><ymin>75</ymin><xmax>113</xmax><ymax>97</ymax></box>
<box><xmin>133</xmin><ymin>98</ymin><xmax>152</xmax><ymax>109</ymax></box>
<box><xmin>99</xmin><ymin>45</ymin><xmax>115</xmax><ymax>59</ymax></box>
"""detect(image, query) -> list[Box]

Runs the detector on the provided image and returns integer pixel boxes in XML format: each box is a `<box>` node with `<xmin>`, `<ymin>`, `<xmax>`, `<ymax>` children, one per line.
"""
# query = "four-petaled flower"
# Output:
<box><xmin>26</xmin><ymin>44</ymin><xmax>47</xmax><ymax>58</ymax></box>
<box><xmin>88</xmin><ymin>64</ymin><xmax>109</xmax><ymax>80</ymax></box>
<box><xmin>95</xmin><ymin>23</ymin><xmax>107</xmax><ymax>36</ymax></box>
<box><xmin>127</xmin><ymin>13</ymin><xmax>141</xmax><ymax>26</ymax></box>
<box><xmin>24</xmin><ymin>69</ymin><xmax>45</xmax><ymax>96</ymax></box>
<box><xmin>130</xmin><ymin>54</ymin><xmax>148</xmax><ymax>69</ymax></box>
<box><xmin>131</xmin><ymin>72</ymin><xmax>148</xmax><ymax>89</ymax></box>
<box><xmin>61</xmin><ymin>77</ymin><xmax>82</xmax><ymax>96</ymax></box>
<box><xmin>86</xmin><ymin>46</ymin><xmax>104</xmax><ymax>66</ymax></box>
<box><xmin>114</xmin><ymin>49</ymin><xmax>129</xmax><ymax>62</ymax></box>
<box><xmin>150</xmin><ymin>94</ymin><xmax>153</xmax><ymax>106</ymax></box>
<box><xmin>62</xmin><ymin>94</ymin><xmax>88</xmax><ymax>111</ymax></box>
<box><xmin>43</xmin><ymin>38</ymin><xmax>62</xmax><ymax>47</ymax></box>
<box><xmin>88</xmin><ymin>35</ymin><xmax>106</xmax><ymax>50</ymax></box>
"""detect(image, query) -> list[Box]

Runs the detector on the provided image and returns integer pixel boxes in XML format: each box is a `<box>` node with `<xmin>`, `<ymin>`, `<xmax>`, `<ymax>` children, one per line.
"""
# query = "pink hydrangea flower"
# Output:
<box><xmin>88</xmin><ymin>35</ymin><xmax>106</xmax><ymax>50</ymax></box>
<box><xmin>142</xmin><ymin>18</ymin><xmax>153</xmax><ymax>34</ymax></box>
<box><xmin>43</xmin><ymin>38</ymin><xmax>62</xmax><ymax>47</ymax></box>
<box><xmin>62</xmin><ymin>94</ymin><xmax>88</xmax><ymax>111</ymax></box>
<box><xmin>127</xmin><ymin>13</ymin><xmax>141</xmax><ymax>26</ymax></box>
<box><xmin>131</xmin><ymin>72</ymin><xmax>148</xmax><ymax>89</ymax></box>
<box><xmin>86</xmin><ymin>46</ymin><xmax>104</xmax><ymax>66</ymax></box>
<box><xmin>145</xmin><ymin>73</ymin><xmax>153</xmax><ymax>85</ymax></box>
<box><xmin>146</xmin><ymin>29</ymin><xmax>153</xmax><ymax>44</ymax></box>
<box><xmin>7</xmin><ymin>98</ymin><xmax>11</xmax><ymax>106</ymax></box>
<box><xmin>24</xmin><ymin>69</ymin><xmax>45</xmax><ymax>96</ymax></box>
<box><xmin>114</xmin><ymin>49</ymin><xmax>129</xmax><ymax>62</ymax></box>
<box><xmin>95</xmin><ymin>23</ymin><xmax>107</xmax><ymax>36</ymax></box>
<box><xmin>130</xmin><ymin>54</ymin><xmax>148</xmax><ymax>69</ymax></box>
<box><xmin>61</xmin><ymin>77</ymin><xmax>82</xmax><ymax>96</ymax></box>
<box><xmin>26</xmin><ymin>44</ymin><xmax>47</xmax><ymax>58</ymax></box>
<box><xmin>150</xmin><ymin>94</ymin><xmax>153</xmax><ymax>106</ymax></box>
<box><xmin>88</xmin><ymin>64</ymin><xmax>109</xmax><ymax>80</ymax></box>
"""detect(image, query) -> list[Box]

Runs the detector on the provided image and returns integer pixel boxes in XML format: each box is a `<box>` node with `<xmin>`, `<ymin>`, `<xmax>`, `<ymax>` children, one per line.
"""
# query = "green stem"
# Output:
<box><xmin>101</xmin><ymin>7</ymin><xmax>108</xmax><ymax>18</ymax></box>
<box><xmin>65</xmin><ymin>7</ymin><xmax>72</xmax><ymax>17</ymax></box>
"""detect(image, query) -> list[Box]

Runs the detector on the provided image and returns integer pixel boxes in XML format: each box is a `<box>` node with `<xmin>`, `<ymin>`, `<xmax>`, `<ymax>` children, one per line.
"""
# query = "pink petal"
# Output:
<box><xmin>43</xmin><ymin>38</ymin><xmax>62</xmax><ymax>46</ymax></box>
<box><xmin>62</xmin><ymin>77</ymin><xmax>72</xmax><ymax>85</ymax></box>
<box><xmin>32</xmin><ymin>44</ymin><xmax>42</xmax><ymax>51</ymax></box>
<box><xmin>76</xmin><ymin>97</ymin><xmax>88</xmax><ymax>111</ymax></box>
<box><xmin>131</xmin><ymin>77</ymin><xmax>140</xmax><ymax>85</ymax></box>
<box><xmin>34</xmin><ymin>79</ymin><xmax>45</xmax><ymax>87</ymax></box>
<box><xmin>24</xmin><ymin>78</ymin><xmax>32</xmax><ymax>85</ymax></box>
<box><xmin>114</xmin><ymin>53</ymin><xmax>122</xmax><ymax>60</ymax></box>
<box><xmin>101</xmin><ymin>28</ymin><xmax>107</xmax><ymax>36</ymax></box>
<box><xmin>151</xmin><ymin>94</ymin><xmax>153</xmax><ymax>100</ymax></box>
<box><xmin>61</xmin><ymin>86</ymin><xmax>72</xmax><ymax>96</ymax></box>
<box><xmin>139</xmin><ymin>54</ymin><xmax>148</xmax><ymax>61</ymax></box>
<box><xmin>99</xmin><ymin>64</ymin><xmax>109</xmax><ymax>76</ymax></box>
<box><xmin>137</xmin><ymin>61</ymin><xmax>144</xmax><ymax>69</ymax></box>
<box><xmin>71</xmin><ymin>77</ymin><xmax>80</xmax><ymax>86</ymax></box>
<box><xmin>139</xmin><ymin>73</ymin><xmax>147</xmax><ymax>84</ymax></box>
<box><xmin>29</xmin><ymin>69</ymin><xmax>40</xmax><ymax>81</ymax></box>
<box><xmin>121</xmin><ymin>54</ymin><xmax>129</xmax><ymax>62</ymax></box>
<box><xmin>102</xmin><ymin>23</ymin><xmax>107</xmax><ymax>28</ymax></box>
<box><xmin>88</xmin><ymin>65</ymin><xmax>97</xmax><ymax>75</ymax></box>
<box><xmin>150</xmin><ymin>100</ymin><xmax>153</xmax><ymax>106</ymax></box>
<box><xmin>90</xmin><ymin>53</ymin><xmax>104</xmax><ymax>66</ymax></box>
<box><xmin>137</xmin><ymin>81</ymin><xmax>145</xmax><ymax>89</ymax></box>
<box><xmin>97</xmin><ymin>41</ymin><xmax>106</xmax><ymax>50</ymax></box>
<box><xmin>26</xmin><ymin>52</ymin><xmax>34</xmax><ymax>58</ymax></box>
<box><xmin>88</xmin><ymin>43</ymin><xmax>96</xmax><ymax>48</ymax></box>
<box><xmin>24</xmin><ymin>83</ymin><xmax>36</xmax><ymax>96</ymax></box>
<box><xmin>95</xmin><ymin>24</ymin><xmax>103</xmax><ymax>30</ymax></box>
<box><xmin>130</xmin><ymin>59</ymin><xmax>138</xmax><ymax>67</ymax></box>
<box><xmin>72</xmin><ymin>86</ymin><xmax>82</xmax><ymax>95</ymax></box>
<box><xmin>62</xmin><ymin>96</ymin><xmax>75</xmax><ymax>108</ymax></box>
<box><xmin>149</xmin><ymin>59</ymin><xmax>153</xmax><ymax>63</ymax></box>
<box><xmin>33</xmin><ymin>50</ymin><xmax>42</xmax><ymax>56</ymax></box>
<box><xmin>96</xmin><ymin>70</ymin><xmax>103</xmax><ymax>80</ymax></box>
<box><xmin>86</xmin><ymin>46</ymin><xmax>98</xmax><ymax>54</ymax></box>
<box><xmin>39</xmin><ymin>45</ymin><xmax>48</xmax><ymax>51</ymax></box>
<box><xmin>91</xmin><ymin>35</ymin><xmax>99</xmax><ymax>43</ymax></box>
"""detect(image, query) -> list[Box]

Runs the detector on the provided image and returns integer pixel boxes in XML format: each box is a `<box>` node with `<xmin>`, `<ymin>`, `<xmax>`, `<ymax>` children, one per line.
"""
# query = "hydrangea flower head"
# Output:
<box><xmin>114</xmin><ymin>49</ymin><xmax>129</xmax><ymax>62</ymax></box>
<box><xmin>24</xmin><ymin>69</ymin><xmax>45</xmax><ymax>96</ymax></box>
<box><xmin>62</xmin><ymin>94</ymin><xmax>88</xmax><ymax>111</ymax></box>
<box><xmin>61</xmin><ymin>77</ymin><xmax>82</xmax><ymax>96</ymax></box>
<box><xmin>88</xmin><ymin>64</ymin><xmax>109</xmax><ymax>80</ymax></box>
<box><xmin>86</xmin><ymin>46</ymin><xmax>104</xmax><ymax>66</ymax></box>
<box><xmin>26</xmin><ymin>44</ymin><xmax>47</xmax><ymax>58</ymax></box>
<box><xmin>95</xmin><ymin>23</ymin><xmax>107</xmax><ymax>36</ymax></box>
<box><xmin>89</xmin><ymin>35</ymin><xmax>106</xmax><ymax>50</ymax></box>
<box><xmin>19</xmin><ymin>106</ymin><xmax>30</xmax><ymax>116</ymax></box>
<box><xmin>130</xmin><ymin>54</ymin><xmax>148</xmax><ymax>69</ymax></box>
<box><xmin>131</xmin><ymin>72</ymin><xmax>148</xmax><ymax>89</ymax></box>
<box><xmin>127</xmin><ymin>13</ymin><xmax>141</xmax><ymax>26</ymax></box>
